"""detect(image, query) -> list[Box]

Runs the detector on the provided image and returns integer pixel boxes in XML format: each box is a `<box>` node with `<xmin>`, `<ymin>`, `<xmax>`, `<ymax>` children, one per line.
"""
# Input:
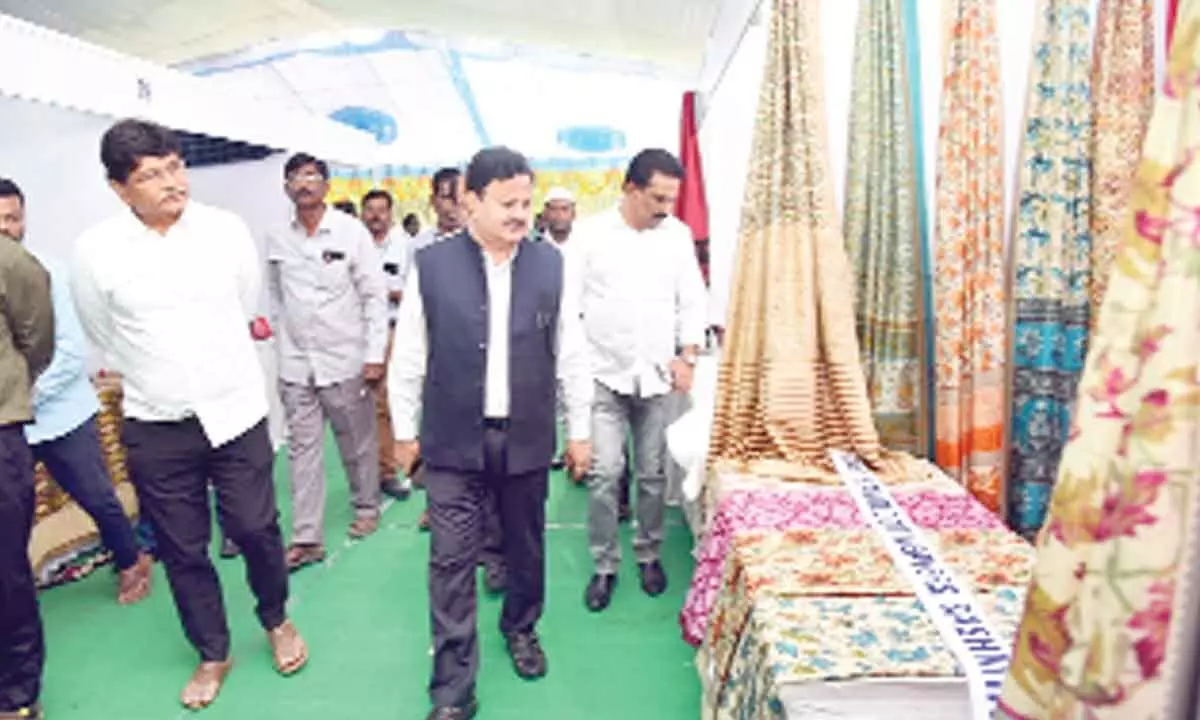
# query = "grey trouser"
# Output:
<box><xmin>280</xmin><ymin>375</ymin><xmax>381</xmax><ymax>545</ymax></box>
<box><xmin>587</xmin><ymin>380</ymin><xmax>670</xmax><ymax>574</ymax></box>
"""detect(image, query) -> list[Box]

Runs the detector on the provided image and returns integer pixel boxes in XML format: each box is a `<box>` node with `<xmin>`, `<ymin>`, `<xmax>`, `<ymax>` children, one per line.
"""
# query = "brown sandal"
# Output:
<box><xmin>348</xmin><ymin>516</ymin><xmax>378</xmax><ymax>539</ymax></box>
<box><xmin>180</xmin><ymin>659</ymin><xmax>233</xmax><ymax>710</ymax></box>
<box><xmin>285</xmin><ymin>543</ymin><xmax>325</xmax><ymax>572</ymax></box>
<box><xmin>267</xmin><ymin>620</ymin><xmax>309</xmax><ymax>676</ymax></box>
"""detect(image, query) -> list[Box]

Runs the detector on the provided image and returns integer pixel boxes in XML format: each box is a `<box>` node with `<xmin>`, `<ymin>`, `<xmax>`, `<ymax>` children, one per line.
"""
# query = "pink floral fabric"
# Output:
<box><xmin>680</xmin><ymin>486</ymin><xmax>1007</xmax><ymax>645</ymax></box>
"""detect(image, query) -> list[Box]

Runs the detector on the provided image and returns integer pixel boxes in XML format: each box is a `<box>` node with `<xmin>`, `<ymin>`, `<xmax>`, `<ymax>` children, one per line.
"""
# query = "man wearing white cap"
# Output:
<box><xmin>541</xmin><ymin>187</ymin><xmax>576</xmax><ymax>248</ymax></box>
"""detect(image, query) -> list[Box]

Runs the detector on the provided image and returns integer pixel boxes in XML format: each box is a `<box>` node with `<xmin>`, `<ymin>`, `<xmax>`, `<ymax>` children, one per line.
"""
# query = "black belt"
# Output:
<box><xmin>483</xmin><ymin>417</ymin><xmax>509</xmax><ymax>431</ymax></box>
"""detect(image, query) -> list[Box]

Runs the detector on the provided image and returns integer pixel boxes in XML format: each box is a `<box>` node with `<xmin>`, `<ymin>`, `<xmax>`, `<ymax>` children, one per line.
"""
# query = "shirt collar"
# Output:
<box><xmin>118</xmin><ymin>201</ymin><xmax>193</xmax><ymax>239</ymax></box>
<box><xmin>290</xmin><ymin>204</ymin><xmax>334</xmax><ymax>236</ymax></box>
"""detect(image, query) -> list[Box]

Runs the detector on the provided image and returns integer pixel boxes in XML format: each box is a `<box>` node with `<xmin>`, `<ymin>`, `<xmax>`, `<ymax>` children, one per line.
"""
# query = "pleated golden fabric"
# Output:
<box><xmin>706</xmin><ymin>0</ymin><xmax>914</xmax><ymax>488</ymax></box>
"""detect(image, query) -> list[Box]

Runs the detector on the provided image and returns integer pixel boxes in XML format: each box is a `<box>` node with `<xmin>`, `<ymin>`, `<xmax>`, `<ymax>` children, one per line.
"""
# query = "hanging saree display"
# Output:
<box><xmin>996</xmin><ymin>3</ymin><xmax>1200</xmax><ymax>714</ymax></box>
<box><xmin>1005</xmin><ymin>0</ymin><xmax>1095</xmax><ymax>538</ymax></box>
<box><xmin>932</xmin><ymin>0</ymin><xmax>1009</xmax><ymax>513</ymax></box>
<box><xmin>1088</xmin><ymin>0</ymin><xmax>1156</xmax><ymax>324</ymax></box>
<box><xmin>843</xmin><ymin>0</ymin><xmax>928</xmax><ymax>457</ymax></box>
<box><xmin>706</xmin><ymin>0</ymin><xmax>915</xmax><ymax>486</ymax></box>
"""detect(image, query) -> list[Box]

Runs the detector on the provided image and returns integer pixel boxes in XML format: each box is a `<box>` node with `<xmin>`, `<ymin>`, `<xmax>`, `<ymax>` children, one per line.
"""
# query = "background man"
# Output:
<box><xmin>410</xmin><ymin>167</ymin><xmax>464</xmax><ymax>252</ymax></box>
<box><xmin>0</xmin><ymin>178</ymin><xmax>152</xmax><ymax>606</ymax></box>
<box><xmin>267</xmin><ymin>153</ymin><xmax>389</xmax><ymax>571</ymax></box>
<box><xmin>361</xmin><ymin>188</ymin><xmax>414</xmax><ymax>502</ymax></box>
<box><xmin>0</xmin><ymin>218</ymin><xmax>54</xmax><ymax>720</ymax></box>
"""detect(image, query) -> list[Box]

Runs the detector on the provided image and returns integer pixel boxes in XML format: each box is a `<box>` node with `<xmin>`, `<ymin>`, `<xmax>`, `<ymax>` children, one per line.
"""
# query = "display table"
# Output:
<box><xmin>679</xmin><ymin>482</ymin><xmax>1010</xmax><ymax>645</ymax></box>
<box><xmin>29</xmin><ymin>378</ymin><xmax>138</xmax><ymax>587</ymax></box>
<box><xmin>688</xmin><ymin>467</ymin><xmax>1034</xmax><ymax>720</ymax></box>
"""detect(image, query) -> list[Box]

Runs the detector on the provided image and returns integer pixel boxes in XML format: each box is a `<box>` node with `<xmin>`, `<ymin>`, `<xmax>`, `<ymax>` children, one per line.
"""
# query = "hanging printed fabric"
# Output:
<box><xmin>843</xmin><ymin>0</ymin><xmax>928</xmax><ymax>457</ymax></box>
<box><xmin>1005</xmin><ymin>0</ymin><xmax>1094</xmax><ymax>538</ymax></box>
<box><xmin>996</xmin><ymin>3</ymin><xmax>1200</xmax><ymax>714</ymax></box>
<box><xmin>931</xmin><ymin>0</ymin><xmax>1008</xmax><ymax>511</ymax></box>
<box><xmin>1088</xmin><ymin>0</ymin><xmax>1156</xmax><ymax>325</ymax></box>
<box><xmin>706</xmin><ymin>0</ymin><xmax>917</xmax><ymax>494</ymax></box>
<box><xmin>932</xmin><ymin>0</ymin><xmax>1008</xmax><ymax>512</ymax></box>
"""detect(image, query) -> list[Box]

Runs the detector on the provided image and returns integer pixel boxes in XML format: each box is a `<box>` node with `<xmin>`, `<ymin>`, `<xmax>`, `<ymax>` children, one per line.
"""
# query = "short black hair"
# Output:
<box><xmin>431</xmin><ymin>167</ymin><xmax>461</xmax><ymax>194</ymax></box>
<box><xmin>284</xmin><ymin>152</ymin><xmax>329</xmax><ymax>180</ymax></box>
<box><xmin>464</xmin><ymin>147</ymin><xmax>534</xmax><ymax>196</ymax></box>
<box><xmin>624</xmin><ymin>148</ymin><xmax>684</xmax><ymax>188</ymax></box>
<box><xmin>100</xmin><ymin>119</ymin><xmax>184</xmax><ymax>183</ymax></box>
<box><xmin>0</xmin><ymin>177</ymin><xmax>24</xmax><ymax>206</ymax></box>
<box><xmin>402</xmin><ymin>213</ymin><xmax>419</xmax><ymax>225</ymax></box>
<box><xmin>333</xmin><ymin>200</ymin><xmax>357</xmax><ymax>216</ymax></box>
<box><xmin>362</xmin><ymin>189</ymin><xmax>393</xmax><ymax>209</ymax></box>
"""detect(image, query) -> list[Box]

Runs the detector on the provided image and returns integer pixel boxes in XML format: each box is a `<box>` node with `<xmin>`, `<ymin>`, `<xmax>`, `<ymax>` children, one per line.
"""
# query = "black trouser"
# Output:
<box><xmin>0</xmin><ymin>426</ymin><xmax>44</xmax><ymax>713</ymax></box>
<box><xmin>479</xmin><ymin>486</ymin><xmax>504</xmax><ymax>572</ymax></box>
<box><xmin>123</xmin><ymin>417</ymin><xmax>289</xmax><ymax>662</ymax></box>
<box><xmin>32</xmin><ymin>415</ymin><xmax>141</xmax><ymax>570</ymax></box>
<box><xmin>425</xmin><ymin>427</ymin><xmax>548</xmax><ymax>707</ymax></box>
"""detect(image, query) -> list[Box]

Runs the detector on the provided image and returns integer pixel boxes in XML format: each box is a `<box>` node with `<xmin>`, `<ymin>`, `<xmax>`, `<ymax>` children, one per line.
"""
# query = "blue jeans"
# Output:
<box><xmin>31</xmin><ymin>415</ymin><xmax>141</xmax><ymax>571</ymax></box>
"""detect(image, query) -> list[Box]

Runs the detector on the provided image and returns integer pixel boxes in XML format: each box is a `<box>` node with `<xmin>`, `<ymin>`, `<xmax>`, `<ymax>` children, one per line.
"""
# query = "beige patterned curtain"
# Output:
<box><xmin>1088</xmin><ymin>0</ymin><xmax>1156</xmax><ymax>322</ymax></box>
<box><xmin>706</xmin><ymin>0</ymin><xmax>913</xmax><ymax>486</ymax></box>
<box><xmin>995</xmin><ymin>5</ymin><xmax>1200</xmax><ymax>716</ymax></box>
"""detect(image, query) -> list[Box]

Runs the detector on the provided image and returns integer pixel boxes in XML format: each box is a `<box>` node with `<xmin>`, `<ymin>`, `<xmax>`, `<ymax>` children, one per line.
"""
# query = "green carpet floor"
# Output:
<box><xmin>35</xmin><ymin>447</ymin><xmax>702</xmax><ymax>719</ymax></box>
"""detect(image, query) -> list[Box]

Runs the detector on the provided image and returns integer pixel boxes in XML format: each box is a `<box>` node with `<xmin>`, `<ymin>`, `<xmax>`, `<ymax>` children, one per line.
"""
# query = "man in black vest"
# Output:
<box><xmin>387</xmin><ymin>147</ymin><xmax>593</xmax><ymax>720</ymax></box>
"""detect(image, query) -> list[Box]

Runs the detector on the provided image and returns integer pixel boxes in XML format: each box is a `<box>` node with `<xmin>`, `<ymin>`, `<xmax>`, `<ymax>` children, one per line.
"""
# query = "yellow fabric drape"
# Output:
<box><xmin>705</xmin><ymin>0</ymin><xmax>915</xmax><ymax>490</ymax></box>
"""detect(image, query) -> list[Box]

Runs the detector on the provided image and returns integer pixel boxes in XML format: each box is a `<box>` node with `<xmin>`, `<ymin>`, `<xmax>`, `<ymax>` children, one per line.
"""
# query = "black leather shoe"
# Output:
<box><xmin>484</xmin><ymin>563</ymin><xmax>507</xmax><ymax>594</ymax></box>
<box><xmin>382</xmin><ymin>479</ymin><xmax>411</xmax><ymax>501</ymax></box>
<box><xmin>506</xmin><ymin>632</ymin><xmax>547</xmax><ymax>679</ymax></box>
<box><xmin>585</xmin><ymin>573</ymin><xmax>617</xmax><ymax>612</ymax></box>
<box><xmin>425</xmin><ymin>699</ymin><xmax>478</xmax><ymax>720</ymax></box>
<box><xmin>639</xmin><ymin>561</ymin><xmax>667</xmax><ymax>597</ymax></box>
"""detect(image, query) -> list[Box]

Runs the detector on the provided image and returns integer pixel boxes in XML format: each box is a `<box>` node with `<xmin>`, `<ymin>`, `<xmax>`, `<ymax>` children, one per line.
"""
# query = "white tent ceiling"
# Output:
<box><xmin>0</xmin><ymin>0</ymin><xmax>722</xmax><ymax>74</ymax></box>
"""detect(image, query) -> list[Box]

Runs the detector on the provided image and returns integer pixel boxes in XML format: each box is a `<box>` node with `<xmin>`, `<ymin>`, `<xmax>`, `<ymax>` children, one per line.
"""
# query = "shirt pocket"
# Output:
<box><xmin>315</xmin><ymin>255</ymin><xmax>352</xmax><ymax>293</ymax></box>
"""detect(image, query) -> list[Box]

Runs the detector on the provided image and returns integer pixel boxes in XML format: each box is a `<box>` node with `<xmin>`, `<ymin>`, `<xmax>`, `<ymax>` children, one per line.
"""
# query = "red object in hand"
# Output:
<box><xmin>250</xmin><ymin>317</ymin><xmax>273</xmax><ymax>341</ymax></box>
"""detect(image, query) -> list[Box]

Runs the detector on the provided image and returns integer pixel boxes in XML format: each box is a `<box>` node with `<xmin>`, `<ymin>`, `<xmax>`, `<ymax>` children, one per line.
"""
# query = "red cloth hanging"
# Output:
<box><xmin>674</xmin><ymin>91</ymin><xmax>711</xmax><ymax>285</ymax></box>
<box><xmin>1168</xmin><ymin>0</ymin><xmax>1181</xmax><ymax>55</ymax></box>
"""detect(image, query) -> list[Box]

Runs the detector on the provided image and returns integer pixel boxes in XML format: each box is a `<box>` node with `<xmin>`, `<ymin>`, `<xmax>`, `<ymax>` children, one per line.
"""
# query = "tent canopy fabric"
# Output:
<box><xmin>0</xmin><ymin>0</ymin><xmax>720</xmax><ymax>74</ymax></box>
<box><xmin>180</xmin><ymin>31</ymin><xmax>689</xmax><ymax>168</ymax></box>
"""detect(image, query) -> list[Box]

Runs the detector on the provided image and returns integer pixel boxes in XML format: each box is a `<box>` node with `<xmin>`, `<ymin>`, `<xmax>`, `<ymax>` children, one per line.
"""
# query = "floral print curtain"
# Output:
<box><xmin>996</xmin><ymin>6</ymin><xmax>1200</xmax><ymax>715</ymax></box>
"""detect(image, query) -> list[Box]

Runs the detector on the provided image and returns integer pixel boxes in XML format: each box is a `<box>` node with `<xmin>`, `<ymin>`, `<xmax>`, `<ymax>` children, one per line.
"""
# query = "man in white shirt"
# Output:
<box><xmin>361</xmin><ymin>188</ymin><xmax>414</xmax><ymax>501</ymax></box>
<box><xmin>567</xmin><ymin>149</ymin><xmax>708</xmax><ymax>612</ymax></box>
<box><xmin>389</xmin><ymin>147</ymin><xmax>592</xmax><ymax>720</ymax></box>
<box><xmin>71</xmin><ymin>119</ymin><xmax>307</xmax><ymax>710</ymax></box>
<box><xmin>266</xmin><ymin>154</ymin><xmax>389</xmax><ymax>570</ymax></box>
